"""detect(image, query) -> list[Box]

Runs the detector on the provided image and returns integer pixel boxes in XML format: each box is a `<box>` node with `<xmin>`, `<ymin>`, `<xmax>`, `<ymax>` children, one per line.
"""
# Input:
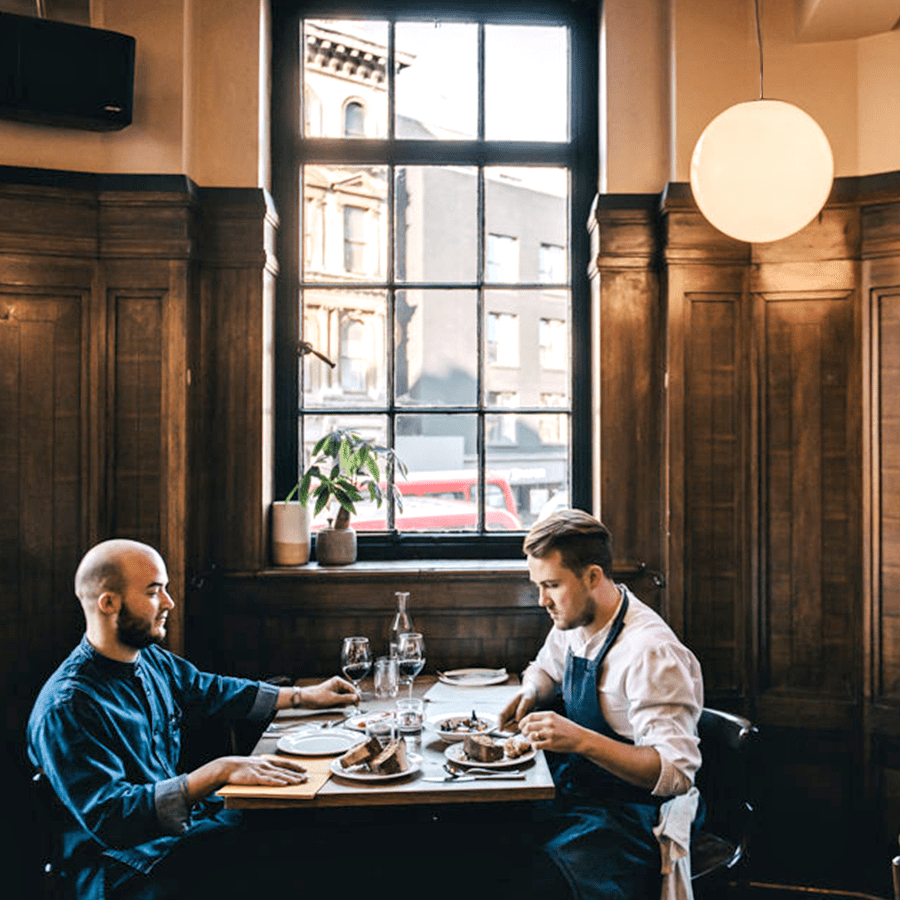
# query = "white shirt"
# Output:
<box><xmin>531</xmin><ymin>585</ymin><xmax>704</xmax><ymax>798</ymax></box>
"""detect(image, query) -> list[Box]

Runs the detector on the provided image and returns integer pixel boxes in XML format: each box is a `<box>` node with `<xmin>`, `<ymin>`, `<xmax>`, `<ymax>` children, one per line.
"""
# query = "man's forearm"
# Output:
<box><xmin>577</xmin><ymin>731</ymin><xmax>662</xmax><ymax>791</ymax></box>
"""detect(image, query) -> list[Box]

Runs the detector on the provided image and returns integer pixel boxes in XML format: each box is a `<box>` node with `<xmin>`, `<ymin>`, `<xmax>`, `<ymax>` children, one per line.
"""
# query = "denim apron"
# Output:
<box><xmin>542</xmin><ymin>589</ymin><xmax>664</xmax><ymax>900</ymax></box>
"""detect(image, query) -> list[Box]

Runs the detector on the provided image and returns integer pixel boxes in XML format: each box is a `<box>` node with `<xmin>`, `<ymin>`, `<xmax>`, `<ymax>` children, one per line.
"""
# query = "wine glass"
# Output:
<box><xmin>340</xmin><ymin>636</ymin><xmax>372</xmax><ymax>709</ymax></box>
<box><xmin>396</xmin><ymin>632</ymin><xmax>425</xmax><ymax>699</ymax></box>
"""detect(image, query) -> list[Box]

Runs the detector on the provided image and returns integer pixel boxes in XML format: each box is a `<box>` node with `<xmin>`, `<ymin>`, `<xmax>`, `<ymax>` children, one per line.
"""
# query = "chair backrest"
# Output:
<box><xmin>696</xmin><ymin>707</ymin><xmax>759</xmax><ymax>843</ymax></box>
<box><xmin>29</xmin><ymin>768</ymin><xmax>70</xmax><ymax>900</ymax></box>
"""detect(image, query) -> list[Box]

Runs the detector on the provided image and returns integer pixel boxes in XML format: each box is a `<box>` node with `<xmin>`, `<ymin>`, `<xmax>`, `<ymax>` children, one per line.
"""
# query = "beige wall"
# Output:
<box><xmin>603</xmin><ymin>0</ymin><xmax>900</xmax><ymax>193</ymax></box>
<box><xmin>1</xmin><ymin>0</ymin><xmax>899</xmax><ymax>192</ymax></box>
<box><xmin>0</xmin><ymin>0</ymin><xmax>267</xmax><ymax>187</ymax></box>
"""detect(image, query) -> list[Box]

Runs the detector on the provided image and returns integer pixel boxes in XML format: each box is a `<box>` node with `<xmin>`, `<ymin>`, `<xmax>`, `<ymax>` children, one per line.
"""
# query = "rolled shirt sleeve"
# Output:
<box><xmin>624</xmin><ymin>644</ymin><xmax>703</xmax><ymax>797</ymax></box>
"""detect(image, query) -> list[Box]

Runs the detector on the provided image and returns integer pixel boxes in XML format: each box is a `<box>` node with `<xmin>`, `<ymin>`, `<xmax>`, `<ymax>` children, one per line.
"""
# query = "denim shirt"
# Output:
<box><xmin>27</xmin><ymin>636</ymin><xmax>278</xmax><ymax>897</ymax></box>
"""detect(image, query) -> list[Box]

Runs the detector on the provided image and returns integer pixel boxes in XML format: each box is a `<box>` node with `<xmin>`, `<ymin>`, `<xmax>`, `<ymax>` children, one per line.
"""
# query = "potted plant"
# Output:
<box><xmin>296</xmin><ymin>428</ymin><xmax>407</xmax><ymax>565</ymax></box>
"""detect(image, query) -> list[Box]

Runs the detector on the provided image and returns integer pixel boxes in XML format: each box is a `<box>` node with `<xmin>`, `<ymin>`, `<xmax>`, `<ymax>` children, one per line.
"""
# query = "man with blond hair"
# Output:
<box><xmin>28</xmin><ymin>538</ymin><xmax>359</xmax><ymax>899</ymax></box>
<box><xmin>499</xmin><ymin>510</ymin><xmax>704</xmax><ymax>900</ymax></box>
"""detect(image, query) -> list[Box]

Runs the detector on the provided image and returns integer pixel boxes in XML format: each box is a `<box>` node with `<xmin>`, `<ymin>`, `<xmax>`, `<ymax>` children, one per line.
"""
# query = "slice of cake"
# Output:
<box><xmin>464</xmin><ymin>733</ymin><xmax>504</xmax><ymax>763</ymax></box>
<box><xmin>503</xmin><ymin>735</ymin><xmax>533</xmax><ymax>759</ymax></box>
<box><xmin>338</xmin><ymin>735</ymin><xmax>382</xmax><ymax>769</ymax></box>
<box><xmin>370</xmin><ymin>738</ymin><xmax>409</xmax><ymax>774</ymax></box>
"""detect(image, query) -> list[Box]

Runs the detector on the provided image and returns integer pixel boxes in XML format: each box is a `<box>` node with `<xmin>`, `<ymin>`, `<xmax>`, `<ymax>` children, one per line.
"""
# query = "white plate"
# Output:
<box><xmin>342</xmin><ymin>710</ymin><xmax>394</xmax><ymax>733</ymax></box>
<box><xmin>444</xmin><ymin>740</ymin><xmax>535</xmax><ymax>769</ymax></box>
<box><xmin>276</xmin><ymin>730</ymin><xmax>360</xmax><ymax>756</ymax></box>
<box><xmin>330</xmin><ymin>752</ymin><xmax>422</xmax><ymax>782</ymax></box>
<box><xmin>426</xmin><ymin>711</ymin><xmax>499</xmax><ymax>743</ymax></box>
<box><xmin>438</xmin><ymin>667</ymin><xmax>509</xmax><ymax>687</ymax></box>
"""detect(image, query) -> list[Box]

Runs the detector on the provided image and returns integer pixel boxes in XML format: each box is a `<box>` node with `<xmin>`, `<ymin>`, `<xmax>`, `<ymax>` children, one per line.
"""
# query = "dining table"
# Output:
<box><xmin>217</xmin><ymin>673</ymin><xmax>556</xmax><ymax>811</ymax></box>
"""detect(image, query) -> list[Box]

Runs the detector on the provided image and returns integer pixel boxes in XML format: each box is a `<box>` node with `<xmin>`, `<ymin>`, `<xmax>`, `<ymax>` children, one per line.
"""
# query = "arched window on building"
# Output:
<box><xmin>343</xmin><ymin>101</ymin><xmax>365</xmax><ymax>138</ymax></box>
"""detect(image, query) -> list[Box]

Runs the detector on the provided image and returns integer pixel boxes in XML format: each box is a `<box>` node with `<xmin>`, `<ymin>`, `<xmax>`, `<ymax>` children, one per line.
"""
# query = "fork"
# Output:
<box><xmin>444</xmin><ymin>761</ymin><xmax>522</xmax><ymax>777</ymax></box>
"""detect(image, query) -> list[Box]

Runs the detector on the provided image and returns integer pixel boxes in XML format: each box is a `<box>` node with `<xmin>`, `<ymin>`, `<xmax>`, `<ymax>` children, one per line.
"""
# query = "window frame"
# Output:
<box><xmin>272</xmin><ymin>0</ymin><xmax>597</xmax><ymax>560</ymax></box>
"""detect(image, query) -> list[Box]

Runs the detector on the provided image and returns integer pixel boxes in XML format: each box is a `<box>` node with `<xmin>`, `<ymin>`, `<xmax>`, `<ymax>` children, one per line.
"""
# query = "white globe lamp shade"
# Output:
<box><xmin>690</xmin><ymin>99</ymin><xmax>834</xmax><ymax>243</ymax></box>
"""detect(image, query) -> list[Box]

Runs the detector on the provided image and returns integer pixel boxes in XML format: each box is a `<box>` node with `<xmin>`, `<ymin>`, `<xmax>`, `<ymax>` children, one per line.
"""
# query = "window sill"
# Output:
<box><xmin>224</xmin><ymin>558</ymin><xmax>529</xmax><ymax>579</ymax></box>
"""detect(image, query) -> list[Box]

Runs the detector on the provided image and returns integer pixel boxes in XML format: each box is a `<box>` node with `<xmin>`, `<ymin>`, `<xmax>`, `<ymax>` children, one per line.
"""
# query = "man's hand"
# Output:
<box><xmin>498</xmin><ymin>688</ymin><xmax>538</xmax><ymax>732</ymax></box>
<box><xmin>298</xmin><ymin>675</ymin><xmax>360</xmax><ymax>708</ymax></box>
<box><xmin>518</xmin><ymin>710</ymin><xmax>586</xmax><ymax>754</ymax></box>
<box><xmin>221</xmin><ymin>755</ymin><xmax>308</xmax><ymax>786</ymax></box>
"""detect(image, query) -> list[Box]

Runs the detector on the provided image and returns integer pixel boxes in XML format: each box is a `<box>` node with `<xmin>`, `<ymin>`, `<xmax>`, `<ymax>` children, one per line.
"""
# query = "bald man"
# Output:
<box><xmin>27</xmin><ymin>539</ymin><xmax>359</xmax><ymax>900</ymax></box>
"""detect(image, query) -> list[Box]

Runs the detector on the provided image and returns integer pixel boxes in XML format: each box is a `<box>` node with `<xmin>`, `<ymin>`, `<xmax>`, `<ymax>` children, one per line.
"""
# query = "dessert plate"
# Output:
<box><xmin>444</xmin><ymin>740</ymin><xmax>535</xmax><ymax>769</ymax></box>
<box><xmin>330</xmin><ymin>753</ymin><xmax>422</xmax><ymax>782</ymax></box>
<box><xmin>437</xmin><ymin>667</ymin><xmax>508</xmax><ymax>687</ymax></box>
<box><xmin>276</xmin><ymin>730</ymin><xmax>359</xmax><ymax>756</ymax></box>
<box><xmin>426</xmin><ymin>711</ymin><xmax>498</xmax><ymax>743</ymax></box>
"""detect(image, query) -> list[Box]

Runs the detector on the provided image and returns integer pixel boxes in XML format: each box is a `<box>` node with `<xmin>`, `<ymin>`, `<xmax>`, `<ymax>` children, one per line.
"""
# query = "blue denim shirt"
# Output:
<box><xmin>27</xmin><ymin>636</ymin><xmax>278</xmax><ymax>898</ymax></box>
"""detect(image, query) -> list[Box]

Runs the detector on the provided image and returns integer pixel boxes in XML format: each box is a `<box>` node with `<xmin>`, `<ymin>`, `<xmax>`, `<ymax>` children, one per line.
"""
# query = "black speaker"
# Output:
<box><xmin>0</xmin><ymin>12</ymin><xmax>135</xmax><ymax>131</ymax></box>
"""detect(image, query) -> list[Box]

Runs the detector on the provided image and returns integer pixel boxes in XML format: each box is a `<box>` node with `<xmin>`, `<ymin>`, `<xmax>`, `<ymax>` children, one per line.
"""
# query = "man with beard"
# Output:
<box><xmin>27</xmin><ymin>539</ymin><xmax>359</xmax><ymax>899</ymax></box>
<box><xmin>498</xmin><ymin>511</ymin><xmax>704</xmax><ymax>900</ymax></box>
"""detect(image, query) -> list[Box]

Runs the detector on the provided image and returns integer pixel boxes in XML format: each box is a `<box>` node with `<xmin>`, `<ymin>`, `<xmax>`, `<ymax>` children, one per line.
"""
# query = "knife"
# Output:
<box><xmin>423</xmin><ymin>774</ymin><xmax>526</xmax><ymax>782</ymax></box>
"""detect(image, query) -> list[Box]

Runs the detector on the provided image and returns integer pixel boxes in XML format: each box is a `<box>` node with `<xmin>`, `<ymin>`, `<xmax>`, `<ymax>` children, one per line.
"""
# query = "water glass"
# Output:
<box><xmin>373</xmin><ymin>656</ymin><xmax>399</xmax><ymax>699</ymax></box>
<box><xmin>366</xmin><ymin>711</ymin><xmax>398</xmax><ymax>745</ymax></box>
<box><xmin>396</xmin><ymin>697</ymin><xmax>424</xmax><ymax>735</ymax></box>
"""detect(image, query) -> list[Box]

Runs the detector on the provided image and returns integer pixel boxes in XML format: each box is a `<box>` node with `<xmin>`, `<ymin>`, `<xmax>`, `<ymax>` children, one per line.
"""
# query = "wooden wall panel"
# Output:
<box><xmin>112</xmin><ymin>295</ymin><xmax>163</xmax><ymax>545</ymax></box>
<box><xmin>761</xmin><ymin>295</ymin><xmax>858</xmax><ymax>702</ymax></box>
<box><xmin>683</xmin><ymin>295</ymin><xmax>746</xmax><ymax>695</ymax></box>
<box><xmin>591</xmin><ymin>201</ymin><xmax>667</xmax><ymax>617</ymax></box>
<box><xmin>876</xmin><ymin>291</ymin><xmax>900</xmax><ymax>698</ymax></box>
<box><xmin>0</xmin><ymin>292</ymin><xmax>87</xmax><ymax>737</ymax></box>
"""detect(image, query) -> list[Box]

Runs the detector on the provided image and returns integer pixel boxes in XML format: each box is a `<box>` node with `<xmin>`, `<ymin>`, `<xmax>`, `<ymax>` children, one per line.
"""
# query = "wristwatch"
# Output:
<box><xmin>291</xmin><ymin>686</ymin><xmax>303</xmax><ymax>708</ymax></box>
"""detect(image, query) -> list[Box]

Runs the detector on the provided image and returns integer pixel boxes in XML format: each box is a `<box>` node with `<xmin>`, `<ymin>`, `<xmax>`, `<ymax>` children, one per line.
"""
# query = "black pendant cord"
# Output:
<box><xmin>755</xmin><ymin>0</ymin><xmax>765</xmax><ymax>100</ymax></box>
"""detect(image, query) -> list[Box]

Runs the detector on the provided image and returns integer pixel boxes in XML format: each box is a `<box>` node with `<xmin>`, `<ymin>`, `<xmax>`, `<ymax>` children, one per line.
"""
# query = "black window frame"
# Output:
<box><xmin>272</xmin><ymin>0</ymin><xmax>598</xmax><ymax>560</ymax></box>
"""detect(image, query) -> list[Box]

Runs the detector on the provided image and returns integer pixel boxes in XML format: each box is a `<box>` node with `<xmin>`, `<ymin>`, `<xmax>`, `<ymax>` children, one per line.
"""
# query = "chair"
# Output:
<box><xmin>691</xmin><ymin>707</ymin><xmax>759</xmax><ymax>897</ymax></box>
<box><xmin>29</xmin><ymin>768</ymin><xmax>70</xmax><ymax>900</ymax></box>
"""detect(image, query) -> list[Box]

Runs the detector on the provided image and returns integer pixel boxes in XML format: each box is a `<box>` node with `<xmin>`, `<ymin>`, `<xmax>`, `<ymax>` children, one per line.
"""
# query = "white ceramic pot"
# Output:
<box><xmin>271</xmin><ymin>501</ymin><xmax>310</xmax><ymax>565</ymax></box>
<box><xmin>315</xmin><ymin>525</ymin><xmax>357</xmax><ymax>565</ymax></box>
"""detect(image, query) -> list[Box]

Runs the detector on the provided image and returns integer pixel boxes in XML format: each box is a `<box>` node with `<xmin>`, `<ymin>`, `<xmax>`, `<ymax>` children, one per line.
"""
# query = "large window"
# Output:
<box><xmin>273</xmin><ymin>0</ymin><xmax>597</xmax><ymax>558</ymax></box>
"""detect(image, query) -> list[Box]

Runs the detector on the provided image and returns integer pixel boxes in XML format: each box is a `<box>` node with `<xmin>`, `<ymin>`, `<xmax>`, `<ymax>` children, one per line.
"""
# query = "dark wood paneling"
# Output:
<box><xmin>112</xmin><ymin>295</ymin><xmax>163</xmax><ymax>545</ymax></box>
<box><xmin>199</xmin><ymin>190</ymin><xmax>279</xmax><ymax>572</ymax></box>
<box><xmin>877</xmin><ymin>291</ymin><xmax>900</xmax><ymax>699</ymax></box>
<box><xmin>761</xmin><ymin>295</ymin><xmax>858</xmax><ymax>700</ymax></box>
<box><xmin>0</xmin><ymin>291</ymin><xmax>87</xmax><ymax>737</ymax></box>
<box><xmin>193</xmin><ymin>565</ymin><xmax>548</xmax><ymax>679</ymax></box>
<box><xmin>591</xmin><ymin>203</ymin><xmax>666</xmax><ymax>617</ymax></box>
<box><xmin>683</xmin><ymin>294</ymin><xmax>747</xmax><ymax>695</ymax></box>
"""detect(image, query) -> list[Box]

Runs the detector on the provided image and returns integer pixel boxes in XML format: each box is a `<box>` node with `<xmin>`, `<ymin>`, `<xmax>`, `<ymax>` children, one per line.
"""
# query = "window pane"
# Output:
<box><xmin>485</xmin><ymin>289</ymin><xmax>569</xmax><ymax>404</ymax></box>
<box><xmin>303</xmin><ymin>165</ymin><xmax>388</xmax><ymax>283</ymax></box>
<box><xmin>396</xmin><ymin>22</ymin><xmax>477</xmax><ymax>140</ymax></box>
<box><xmin>303</xmin><ymin>20</ymin><xmax>388</xmax><ymax>138</ymax></box>
<box><xmin>304</xmin><ymin>415</ymin><xmax>389</xmax><ymax>531</ymax></box>
<box><xmin>395</xmin><ymin>290</ymin><xmax>478</xmax><ymax>407</ymax></box>
<box><xmin>395</xmin><ymin>166</ymin><xmax>477</xmax><ymax>282</ymax></box>
<box><xmin>395</xmin><ymin>414</ymin><xmax>489</xmax><ymax>532</ymax></box>
<box><xmin>302</xmin><ymin>289</ymin><xmax>387</xmax><ymax>407</ymax></box>
<box><xmin>485</xmin><ymin>413</ymin><xmax>569</xmax><ymax>530</ymax></box>
<box><xmin>486</xmin><ymin>234</ymin><xmax>518</xmax><ymax>283</ymax></box>
<box><xmin>485</xmin><ymin>167</ymin><xmax>568</xmax><ymax>284</ymax></box>
<box><xmin>486</xmin><ymin>310</ymin><xmax>519</xmax><ymax>368</ymax></box>
<box><xmin>485</xmin><ymin>24</ymin><xmax>568</xmax><ymax>141</ymax></box>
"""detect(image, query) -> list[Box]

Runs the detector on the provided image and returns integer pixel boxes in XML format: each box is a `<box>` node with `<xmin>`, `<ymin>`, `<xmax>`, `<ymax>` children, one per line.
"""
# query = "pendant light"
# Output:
<box><xmin>689</xmin><ymin>0</ymin><xmax>833</xmax><ymax>243</ymax></box>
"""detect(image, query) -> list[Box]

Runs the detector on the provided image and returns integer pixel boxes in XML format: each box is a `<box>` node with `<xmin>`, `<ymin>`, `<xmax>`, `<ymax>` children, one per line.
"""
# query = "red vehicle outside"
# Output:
<box><xmin>310</xmin><ymin>473</ymin><xmax>522</xmax><ymax>532</ymax></box>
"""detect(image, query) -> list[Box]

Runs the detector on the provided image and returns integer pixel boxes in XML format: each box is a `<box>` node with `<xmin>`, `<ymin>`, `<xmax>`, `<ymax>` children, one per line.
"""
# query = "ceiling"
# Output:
<box><xmin>794</xmin><ymin>0</ymin><xmax>900</xmax><ymax>41</ymax></box>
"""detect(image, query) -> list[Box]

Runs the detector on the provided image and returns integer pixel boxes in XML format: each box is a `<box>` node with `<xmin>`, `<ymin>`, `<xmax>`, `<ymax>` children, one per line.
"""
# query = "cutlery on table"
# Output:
<box><xmin>443</xmin><ymin>762</ymin><xmax>522</xmax><ymax>777</ymax></box>
<box><xmin>423</xmin><ymin>773</ymin><xmax>526</xmax><ymax>782</ymax></box>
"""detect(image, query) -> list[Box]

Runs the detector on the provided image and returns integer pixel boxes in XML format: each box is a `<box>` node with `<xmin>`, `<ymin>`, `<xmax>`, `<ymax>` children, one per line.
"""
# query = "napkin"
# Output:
<box><xmin>215</xmin><ymin>755</ymin><xmax>332</xmax><ymax>800</ymax></box>
<box><xmin>653</xmin><ymin>786</ymin><xmax>699</xmax><ymax>900</ymax></box>
<box><xmin>423</xmin><ymin>682</ymin><xmax>523</xmax><ymax>707</ymax></box>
